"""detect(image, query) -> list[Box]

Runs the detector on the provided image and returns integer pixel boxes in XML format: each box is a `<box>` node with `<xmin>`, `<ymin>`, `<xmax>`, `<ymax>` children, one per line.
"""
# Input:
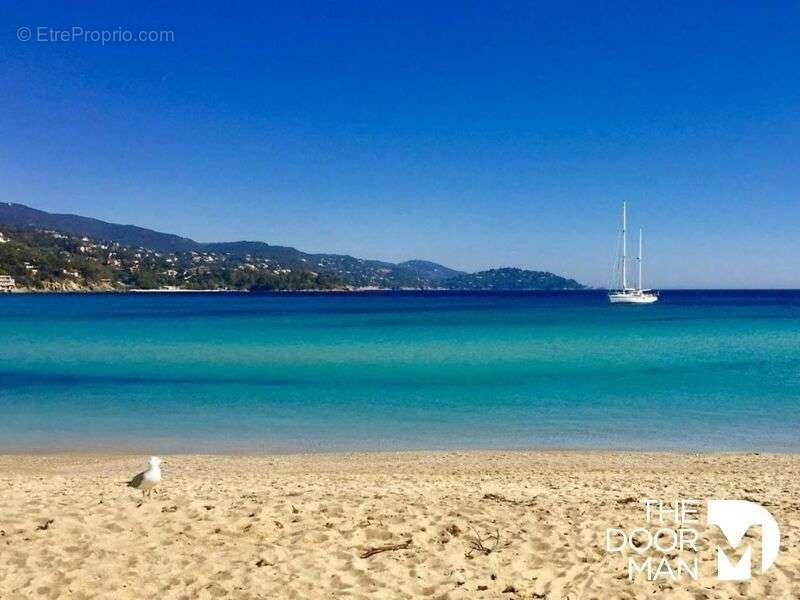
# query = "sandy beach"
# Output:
<box><xmin>0</xmin><ymin>451</ymin><xmax>797</xmax><ymax>599</ymax></box>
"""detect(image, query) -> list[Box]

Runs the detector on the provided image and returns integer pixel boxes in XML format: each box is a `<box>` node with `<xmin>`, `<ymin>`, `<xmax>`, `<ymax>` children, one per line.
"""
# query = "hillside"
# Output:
<box><xmin>441</xmin><ymin>268</ymin><xmax>584</xmax><ymax>291</ymax></box>
<box><xmin>0</xmin><ymin>202</ymin><xmax>198</xmax><ymax>252</ymax></box>
<box><xmin>0</xmin><ymin>203</ymin><xmax>449</xmax><ymax>288</ymax></box>
<box><xmin>0</xmin><ymin>228</ymin><xmax>345</xmax><ymax>291</ymax></box>
<box><xmin>0</xmin><ymin>203</ymin><xmax>585</xmax><ymax>291</ymax></box>
<box><xmin>398</xmin><ymin>260</ymin><xmax>465</xmax><ymax>281</ymax></box>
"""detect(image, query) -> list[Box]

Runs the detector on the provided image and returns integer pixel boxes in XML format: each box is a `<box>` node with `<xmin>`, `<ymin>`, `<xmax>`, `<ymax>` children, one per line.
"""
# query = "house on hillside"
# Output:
<box><xmin>0</xmin><ymin>275</ymin><xmax>16</xmax><ymax>292</ymax></box>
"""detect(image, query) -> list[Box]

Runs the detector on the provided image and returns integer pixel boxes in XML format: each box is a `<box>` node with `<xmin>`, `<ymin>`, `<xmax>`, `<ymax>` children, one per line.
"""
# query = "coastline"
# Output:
<box><xmin>1</xmin><ymin>286</ymin><xmax>592</xmax><ymax>294</ymax></box>
<box><xmin>2</xmin><ymin>450</ymin><xmax>797</xmax><ymax>599</ymax></box>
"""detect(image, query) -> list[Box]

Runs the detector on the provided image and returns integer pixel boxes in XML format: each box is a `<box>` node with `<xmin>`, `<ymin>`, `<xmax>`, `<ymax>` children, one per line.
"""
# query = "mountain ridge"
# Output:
<box><xmin>0</xmin><ymin>203</ymin><xmax>584</xmax><ymax>291</ymax></box>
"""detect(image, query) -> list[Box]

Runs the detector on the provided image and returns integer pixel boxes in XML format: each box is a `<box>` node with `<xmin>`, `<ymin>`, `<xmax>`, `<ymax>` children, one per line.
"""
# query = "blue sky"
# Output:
<box><xmin>2</xmin><ymin>2</ymin><xmax>799</xmax><ymax>287</ymax></box>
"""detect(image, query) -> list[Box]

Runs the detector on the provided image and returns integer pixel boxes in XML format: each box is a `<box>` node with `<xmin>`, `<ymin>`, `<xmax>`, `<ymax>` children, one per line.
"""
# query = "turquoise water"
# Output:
<box><xmin>1</xmin><ymin>291</ymin><xmax>799</xmax><ymax>452</ymax></box>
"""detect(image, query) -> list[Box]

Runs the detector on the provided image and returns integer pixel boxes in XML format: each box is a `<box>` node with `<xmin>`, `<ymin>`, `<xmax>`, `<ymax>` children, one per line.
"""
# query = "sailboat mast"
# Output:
<box><xmin>638</xmin><ymin>228</ymin><xmax>643</xmax><ymax>291</ymax></box>
<box><xmin>621</xmin><ymin>202</ymin><xmax>627</xmax><ymax>290</ymax></box>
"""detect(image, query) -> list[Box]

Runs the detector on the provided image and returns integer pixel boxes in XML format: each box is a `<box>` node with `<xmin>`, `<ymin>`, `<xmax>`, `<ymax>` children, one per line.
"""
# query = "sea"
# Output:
<box><xmin>1</xmin><ymin>290</ymin><xmax>799</xmax><ymax>453</ymax></box>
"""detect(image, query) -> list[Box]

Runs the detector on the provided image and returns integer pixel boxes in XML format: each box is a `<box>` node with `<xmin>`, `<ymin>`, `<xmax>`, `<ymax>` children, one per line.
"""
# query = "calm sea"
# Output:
<box><xmin>1</xmin><ymin>290</ymin><xmax>799</xmax><ymax>452</ymax></box>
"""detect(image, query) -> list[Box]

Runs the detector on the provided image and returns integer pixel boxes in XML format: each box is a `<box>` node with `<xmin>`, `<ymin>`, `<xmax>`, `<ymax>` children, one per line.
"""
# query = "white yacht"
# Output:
<box><xmin>608</xmin><ymin>202</ymin><xmax>658</xmax><ymax>304</ymax></box>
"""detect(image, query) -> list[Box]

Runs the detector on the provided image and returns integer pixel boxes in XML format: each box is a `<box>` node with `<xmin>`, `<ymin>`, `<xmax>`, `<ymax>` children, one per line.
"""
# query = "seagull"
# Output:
<box><xmin>127</xmin><ymin>456</ymin><xmax>162</xmax><ymax>498</ymax></box>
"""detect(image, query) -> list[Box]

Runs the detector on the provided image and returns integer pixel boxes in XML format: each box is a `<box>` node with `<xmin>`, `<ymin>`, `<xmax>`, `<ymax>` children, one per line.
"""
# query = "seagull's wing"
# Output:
<box><xmin>127</xmin><ymin>471</ymin><xmax>146</xmax><ymax>489</ymax></box>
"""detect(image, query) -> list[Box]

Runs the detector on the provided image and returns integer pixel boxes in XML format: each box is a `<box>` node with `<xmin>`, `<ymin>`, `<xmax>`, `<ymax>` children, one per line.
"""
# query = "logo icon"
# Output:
<box><xmin>707</xmin><ymin>500</ymin><xmax>780</xmax><ymax>581</ymax></box>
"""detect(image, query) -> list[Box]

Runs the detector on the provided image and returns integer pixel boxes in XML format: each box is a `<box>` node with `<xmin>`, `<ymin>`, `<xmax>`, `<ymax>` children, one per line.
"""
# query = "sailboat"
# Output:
<box><xmin>608</xmin><ymin>202</ymin><xmax>658</xmax><ymax>304</ymax></box>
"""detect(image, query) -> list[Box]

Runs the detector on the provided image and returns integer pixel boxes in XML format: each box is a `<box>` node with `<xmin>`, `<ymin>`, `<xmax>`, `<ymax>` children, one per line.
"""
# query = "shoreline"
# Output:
<box><xmin>0</xmin><ymin>447</ymin><xmax>795</xmax><ymax>457</ymax></box>
<box><xmin>5</xmin><ymin>288</ymin><xmax>800</xmax><ymax>295</ymax></box>
<box><xmin>1</xmin><ymin>287</ymin><xmax>597</xmax><ymax>294</ymax></box>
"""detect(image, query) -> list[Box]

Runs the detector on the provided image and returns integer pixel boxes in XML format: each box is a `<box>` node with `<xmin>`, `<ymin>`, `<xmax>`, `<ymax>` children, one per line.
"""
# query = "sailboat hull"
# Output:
<box><xmin>608</xmin><ymin>291</ymin><xmax>658</xmax><ymax>304</ymax></box>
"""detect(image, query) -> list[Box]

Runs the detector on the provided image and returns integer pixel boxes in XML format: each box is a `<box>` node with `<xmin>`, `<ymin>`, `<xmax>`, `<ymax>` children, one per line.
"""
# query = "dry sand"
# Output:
<box><xmin>0</xmin><ymin>451</ymin><xmax>797</xmax><ymax>599</ymax></box>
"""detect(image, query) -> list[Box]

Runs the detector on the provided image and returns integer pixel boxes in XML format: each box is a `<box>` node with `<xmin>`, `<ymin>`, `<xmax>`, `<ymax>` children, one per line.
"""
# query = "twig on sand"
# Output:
<box><xmin>359</xmin><ymin>538</ymin><xmax>412</xmax><ymax>559</ymax></box>
<box><xmin>465</xmin><ymin>525</ymin><xmax>511</xmax><ymax>558</ymax></box>
<box><xmin>36</xmin><ymin>519</ymin><xmax>55</xmax><ymax>531</ymax></box>
<box><xmin>482</xmin><ymin>493</ymin><xmax>537</xmax><ymax>507</ymax></box>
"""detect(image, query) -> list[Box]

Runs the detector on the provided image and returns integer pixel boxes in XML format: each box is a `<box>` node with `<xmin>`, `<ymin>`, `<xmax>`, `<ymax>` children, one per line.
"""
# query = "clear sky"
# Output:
<box><xmin>2</xmin><ymin>2</ymin><xmax>799</xmax><ymax>288</ymax></box>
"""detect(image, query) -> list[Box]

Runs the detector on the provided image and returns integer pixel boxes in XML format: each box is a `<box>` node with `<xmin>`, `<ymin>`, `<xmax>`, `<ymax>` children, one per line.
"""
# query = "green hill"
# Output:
<box><xmin>442</xmin><ymin>268</ymin><xmax>584</xmax><ymax>291</ymax></box>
